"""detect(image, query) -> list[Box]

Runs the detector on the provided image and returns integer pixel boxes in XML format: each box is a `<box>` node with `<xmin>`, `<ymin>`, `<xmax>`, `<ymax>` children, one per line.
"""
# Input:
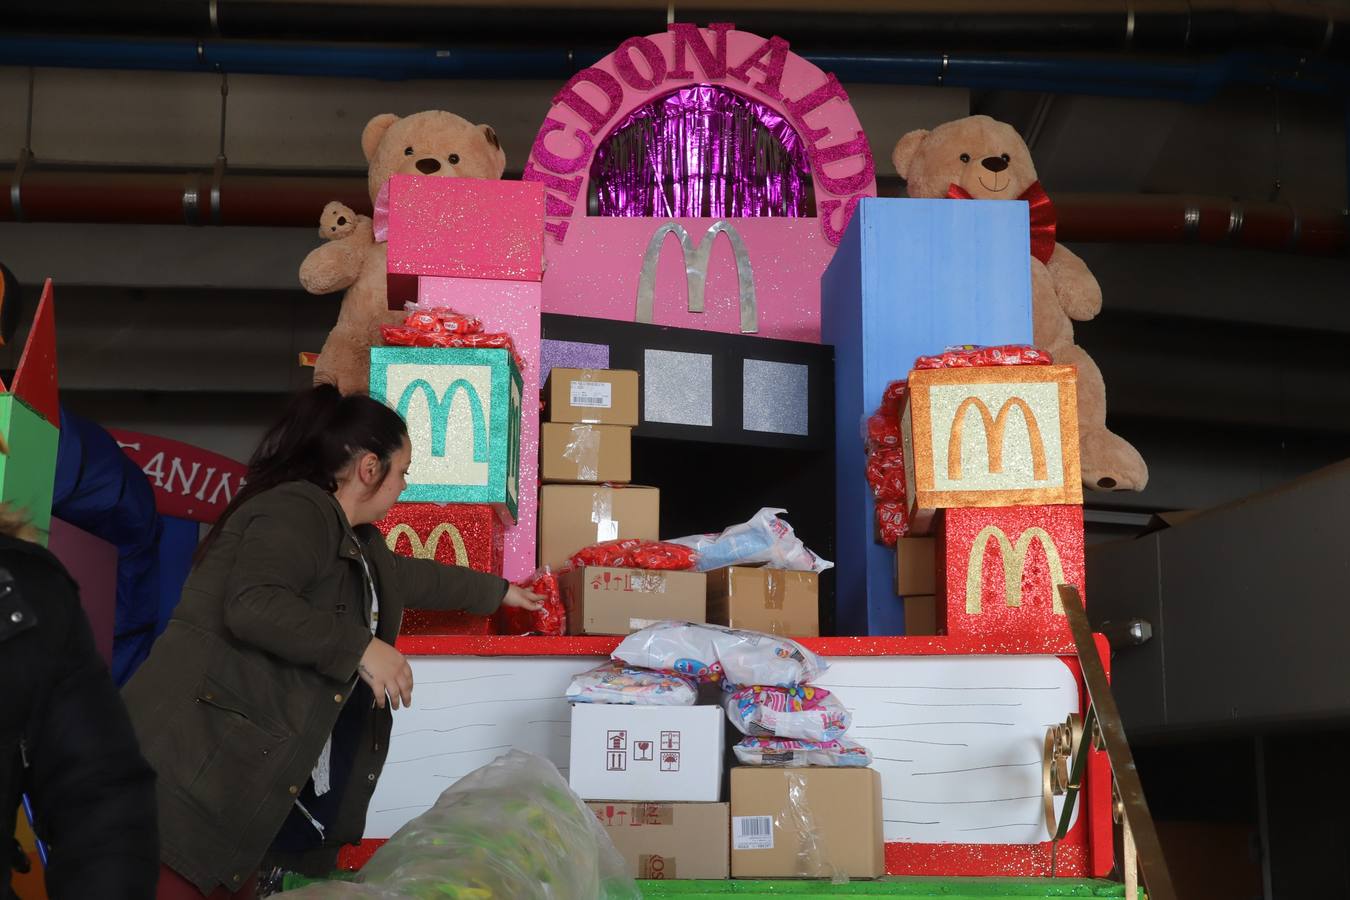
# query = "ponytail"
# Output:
<box><xmin>195</xmin><ymin>384</ymin><xmax>408</xmax><ymax>564</ymax></box>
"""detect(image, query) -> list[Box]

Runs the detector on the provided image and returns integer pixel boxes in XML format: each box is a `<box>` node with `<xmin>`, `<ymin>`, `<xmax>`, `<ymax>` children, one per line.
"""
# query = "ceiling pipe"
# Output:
<box><xmin>4</xmin><ymin>1</ymin><xmax>1348</xmax><ymax>57</ymax></box>
<box><xmin>1</xmin><ymin>167</ymin><xmax>1344</xmax><ymax>256</ymax></box>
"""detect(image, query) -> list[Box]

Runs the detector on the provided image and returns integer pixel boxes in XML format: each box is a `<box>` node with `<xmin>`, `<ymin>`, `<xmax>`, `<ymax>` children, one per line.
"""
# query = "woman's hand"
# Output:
<box><xmin>358</xmin><ymin>638</ymin><xmax>413</xmax><ymax>710</ymax></box>
<box><xmin>502</xmin><ymin>584</ymin><xmax>545</xmax><ymax>612</ymax></box>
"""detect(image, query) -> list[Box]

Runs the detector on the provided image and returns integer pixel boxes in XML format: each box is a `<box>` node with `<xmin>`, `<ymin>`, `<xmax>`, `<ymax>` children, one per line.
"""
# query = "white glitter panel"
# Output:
<box><xmin>387</xmin><ymin>362</ymin><xmax>493</xmax><ymax>488</ymax></box>
<box><xmin>644</xmin><ymin>349</ymin><xmax>713</xmax><ymax>427</ymax></box>
<box><xmin>742</xmin><ymin>359</ymin><xmax>809</xmax><ymax>435</ymax></box>
<box><xmin>927</xmin><ymin>381</ymin><xmax>1065</xmax><ymax>492</ymax></box>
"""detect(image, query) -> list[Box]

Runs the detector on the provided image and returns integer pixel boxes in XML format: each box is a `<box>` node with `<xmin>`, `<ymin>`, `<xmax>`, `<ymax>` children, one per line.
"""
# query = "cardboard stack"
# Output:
<box><xmin>541</xmin><ymin>368</ymin><xmax>637</xmax><ymax>485</ymax></box>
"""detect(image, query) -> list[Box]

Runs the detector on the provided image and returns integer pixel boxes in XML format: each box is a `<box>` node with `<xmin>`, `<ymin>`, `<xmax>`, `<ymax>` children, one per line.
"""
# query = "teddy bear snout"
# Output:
<box><xmin>415</xmin><ymin>158</ymin><xmax>442</xmax><ymax>174</ymax></box>
<box><xmin>981</xmin><ymin>156</ymin><xmax>1009</xmax><ymax>173</ymax></box>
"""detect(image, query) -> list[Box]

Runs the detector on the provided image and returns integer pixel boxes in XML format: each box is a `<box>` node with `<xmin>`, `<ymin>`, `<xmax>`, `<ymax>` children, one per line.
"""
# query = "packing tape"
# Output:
<box><xmin>764</xmin><ymin>569</ymin><xmax>784</xmax><ymax>611</ymax></box>
<box><xmin>563</xmin><ymin>423</ymin><xmax>602</xmax><ymax>482</ymax></box>
<box><xmin>591</xmin><ymin>486</ymin><xmax>618</xmax><ymax>542</ymax></box>
<box><xmin>784</xmin><ymin>770</ymin><xmax>848</xmax><ymax>883</ymax></box>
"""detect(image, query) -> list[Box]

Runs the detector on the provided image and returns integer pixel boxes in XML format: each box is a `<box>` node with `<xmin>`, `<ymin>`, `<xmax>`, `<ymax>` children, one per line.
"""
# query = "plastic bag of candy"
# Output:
<box><xmin>864</xmin><ymin>409</ymin><xmax>901</xmax><ymax>455</ymax></box>
<box><xmin>284</xmin><ymin>750</ymin><xmax>640</xmax><ymax>900</ymax></box>
<box><xmin>568</xmin><ymin>540</ymin><xmax>699</xmax><ymax>571</ymax></box>
<box><xmin>613</xmin><ymin>621</ymin><xmax>826</xmax><ymax>687</ymax></box>
<box><xmin>913</xmin><ymin>343</ymin><xmax>1053</xmax><ymax>370</ymax></box>
<box><xmin>565</xmin><ymin>662</ymin><xmax>697</xmax><ymax>706</ymax></box>
<box><xmin>724</xmin><ymin>685</ymin><xmax>851</xmax><ymax>741</ymax></box>
<box><xmin>733</xmin><ymin>736</ymin><xmax>873</xmax><ymax>768</ymax></box>
<box><xmin>495</xmin><ymin>568</ymin><xmax>565</xmax><ymax>636</ymax></box>
<box><xmin>667</xmin><ymin>508</ymin><xmax>832</xmax><ymax>574</ymax></box>
<box><xmin>876</xmin><ymin>500</ymin><xmax>909</xmax><ymax>546</ymax></box>
<box><xmin>401</xmin><ymin>305</ymin><xmax>485</xmax><ymax>336</ymax></box>
<box><xmin>865</xmin><ymin>449</ymin><xmax>907</xmax><ymax>502</ymax></box>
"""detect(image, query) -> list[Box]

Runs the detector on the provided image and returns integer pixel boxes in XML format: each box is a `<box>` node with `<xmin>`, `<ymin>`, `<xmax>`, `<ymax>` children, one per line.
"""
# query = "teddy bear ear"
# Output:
<box><xmin>481</xmin><ymin>124</ymin><xmax>507</xmax><ymax>177</ymax></box>
<box><xmin>891</xmin><ymin>129</ymin><xmax>929</xmax><ymax>180</ymax></box>
<box><xmin>481</xmin><ymin>124</ymin><xmax>501</xmax><ymax>150</ymax></box>
<box><xmin>361</xmin><ymin>114</ymin><xmax>401</xmax><ymax>164</ymax></box>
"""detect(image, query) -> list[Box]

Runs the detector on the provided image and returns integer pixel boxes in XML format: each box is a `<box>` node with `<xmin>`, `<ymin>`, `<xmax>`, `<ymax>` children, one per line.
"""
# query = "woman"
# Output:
<box><xmin>124</xmin><ymin>385</ymin><xmax>542</xmax><ymax>898</ymax></box>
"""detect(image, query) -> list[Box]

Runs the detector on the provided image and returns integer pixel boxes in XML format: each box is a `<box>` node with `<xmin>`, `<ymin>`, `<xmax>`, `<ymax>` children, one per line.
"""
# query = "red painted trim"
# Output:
<box><xmin>1087</xmin><ymin>633</ymin><xmax>1114</xmax><ymax>878</ymax></box>
<box><xmin>395</xmin><ymin>633</ymin><xmax>1078</xmax><ymax>656</ymax></box>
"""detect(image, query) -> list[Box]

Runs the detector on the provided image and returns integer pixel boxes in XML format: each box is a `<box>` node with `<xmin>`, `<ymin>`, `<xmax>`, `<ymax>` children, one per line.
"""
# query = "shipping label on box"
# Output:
<box><xmin>730</xmin><ymin>767</ymin><xmax>884</xmax><ymax>879</ymax></box>
<box><xmin>538</xmin><ymin>484</ymin><xmax>659</xmax><ymax>572</ymax></box>
<box><xmin>569</xmin><ymin>705</ymin><xmax>725</xmax><ymax>802</ymax></box>
<box><xmin>545</xmin><ymin>368</ymin><xmax>640</xmax><ymax>426</ymax></box>
<box><xmin>940</xmin><ymin>504</ymin><xmax>1084</xmax><ymax>644</ymax></box>
<box><xmin>370</xmin><ymin>347</ymin><xmax>523</xmax><ymax>522</ymax></box>
<box><xmin>586</xmin><ymin>802</ymin><xmax>730</xmax><ymax>880</ymax></box>
<box><xmin>540</xmin><ymin>422</ymin><xmax>632</xmax><ymax>484</ymax></box>
<box><xmin>902</xmin><ymin>365</ymin><xmax>1081</xmax><ymax>534</ymax></box>
<box><xmin>562</xmin><ymin>566</ymin><xmax>706</xmax><ymax>635</ymax></box>
<box><xmin>706</xmin><ymin>567</ymin><xmax>819</xmax><ymax>637</ymax></box>
<box><xmin>375</xmin><ymin>502</ymin><xmax>504</xmax><ymax>635</ymax></box>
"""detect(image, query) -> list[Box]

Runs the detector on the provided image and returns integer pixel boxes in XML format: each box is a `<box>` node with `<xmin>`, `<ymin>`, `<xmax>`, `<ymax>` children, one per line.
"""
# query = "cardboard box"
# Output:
<box><xmin>895</xmin><ymin>536</ymin><xmax>937</xmax><ymax>596</ymax></box>
<box><xmin>569</xmin><ymin>705</ymin><xmax>725</xmax><ymax>802</ymax></box>
<box><xmin>369</xmin><ymin>347</ymin><xmax>523</xmax><ymax>523</ymax></box>
<box><xmin>540</xmin><ymin>422</ymin><xmax>632</xmax><ymax>484</ymax></box>
<box><xmin>562</xmin><ymin>567</ymin><xmax>706</xmax><ymax>636</ymax></box>
<box><xmin>545</xmin><ymin>368</ymin><xmax>640</xmax><ymax>427</ymax></box>
<box><xmin>538</xmin><ymin>484</ymin><xmax>659</xmax><ymax>572</ymax></box>
<box><xmin>730</xmin><ymin>767</ymin><xmax>884</xmax><ymax>879</ymax></box>
<box><xmin>901</xmin><ymin>365</ymin><xmax>1082</xmax><ymax>534</ymax></box>
<box><xmin>903</xmin><ymin>595</ymin><xmax>938</xmax><ymax>635</ymax></box>
<box><xmin>586</xmin><ymin>802</ymin><xmax>730</xmax><ymax>880</ymax></box>
<box><xmin>706</xmin><ymin>567</ymin><xmax>819</xmax><ymax>637</ymax></box>
<box><xmin>731</xmin><ymin>771</ymin><xmax>883</xmax><ymax>879</ymax></box>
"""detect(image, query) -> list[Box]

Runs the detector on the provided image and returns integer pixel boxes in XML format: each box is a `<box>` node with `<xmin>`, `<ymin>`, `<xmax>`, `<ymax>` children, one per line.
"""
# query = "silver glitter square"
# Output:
<box><xmin>743</xmin><ymin>359</ymin><xmax>809</xmax><ymax>435</ymax></box>
<box><xmin>644</xmin><ymin>349</ymin><xmax>713</xmax><ymax>427</ymax></box>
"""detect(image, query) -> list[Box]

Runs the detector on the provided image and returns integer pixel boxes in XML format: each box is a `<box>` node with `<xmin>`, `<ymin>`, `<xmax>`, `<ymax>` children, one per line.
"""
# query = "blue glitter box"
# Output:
<box><xmin>370</xmin><ymin>347</ymin><xmax>524</xmax><ymax>523</ymax></box>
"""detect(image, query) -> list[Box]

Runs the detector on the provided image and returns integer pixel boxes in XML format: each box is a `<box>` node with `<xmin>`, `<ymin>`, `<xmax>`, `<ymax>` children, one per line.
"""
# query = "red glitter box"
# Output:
<box><xmin>939</xmin><ymin>505</ymin><xmax>1085</xmax><ymax>645</ymax></box>
<box><xmin>376</xmin><ymin>502</ymin><xmax>504</xmax><ymax>635</ymax></box>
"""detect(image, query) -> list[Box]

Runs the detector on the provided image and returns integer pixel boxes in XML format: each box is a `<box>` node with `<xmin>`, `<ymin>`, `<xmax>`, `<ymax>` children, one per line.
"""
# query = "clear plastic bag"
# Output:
<box><xmin>612</xmin><ymin>621</ymin><xmax>827</xmax><ymax>687</ymax></box>
<box><xmin>733</xmin><ymin>736</ymin><xmax>873</xmax><ymax>768</ymax></box>
<box><xmin>566</xmin><ymin>662</ymin><xmax>697</xmax><ymax>706</ymax></box>
<box><xmin>724</xmin><ymin>685</ymin><xmax>851</xmax><ymax>741</ymax></box>
<box><xmin>283</xmin><ymin>750</ymin><xmax>640</xmax><ymax>900</ymax></box>
<box><xmin>668</xmin><ymin>508</ymin><xmax>833</xmax><ymax>573</ymax></box>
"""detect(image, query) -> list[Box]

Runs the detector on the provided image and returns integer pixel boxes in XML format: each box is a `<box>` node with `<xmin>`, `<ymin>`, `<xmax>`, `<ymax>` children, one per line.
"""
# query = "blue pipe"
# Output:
<box><xmin>0</xmin><ymin>35</ymin><xmax>1345</xmax><ymax>99</ymax></box>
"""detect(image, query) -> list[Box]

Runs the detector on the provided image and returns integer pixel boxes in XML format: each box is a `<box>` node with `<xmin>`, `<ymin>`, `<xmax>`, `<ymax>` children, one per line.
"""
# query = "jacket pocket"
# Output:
<box><xmin>187</xmin><ymin>675</ymin><xmax>288</xmax><ymax>821</ymax></box>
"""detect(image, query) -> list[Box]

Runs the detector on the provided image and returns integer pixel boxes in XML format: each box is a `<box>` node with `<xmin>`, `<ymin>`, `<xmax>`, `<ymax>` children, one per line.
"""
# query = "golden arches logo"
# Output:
<box><xmin>947</xmin><ymin>396</ymin><xmax>1048</xmax><ymax>481</ymax></box>
<box><xmin>965</xmin><ymin>525</ymin><xmax>1067</xmax><ymax>616</ymax></box>
<box><xmin>385</xmin><ymin>523</ymin><xmax>470</xmax><ymax>567</ymax></box>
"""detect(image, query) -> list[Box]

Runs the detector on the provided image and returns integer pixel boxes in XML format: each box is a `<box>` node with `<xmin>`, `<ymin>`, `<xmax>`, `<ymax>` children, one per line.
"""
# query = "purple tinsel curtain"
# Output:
<box><xmin>590</xmin><ymin>84</ymin><xmax>812</xmax><ymax>219</ymax></box>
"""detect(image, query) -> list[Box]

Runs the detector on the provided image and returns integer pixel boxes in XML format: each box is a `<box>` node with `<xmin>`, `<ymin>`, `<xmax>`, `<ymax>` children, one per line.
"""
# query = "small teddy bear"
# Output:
<box><xmin>892</xmin><ymin>115</ymin><xmax>1147</xmax><ymax>492</ymax></box>
<box><xmin>299</xmin><ymin>111</ymin><xmax>507</xmax><ymax>394</ymax></box>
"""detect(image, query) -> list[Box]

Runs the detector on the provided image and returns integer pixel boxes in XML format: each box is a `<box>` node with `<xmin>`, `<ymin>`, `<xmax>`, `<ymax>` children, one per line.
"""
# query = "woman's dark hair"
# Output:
<box><xmin>195</xmin><ymin>384</ymin><xmax>408</xmax><ymax>563</ymax></box>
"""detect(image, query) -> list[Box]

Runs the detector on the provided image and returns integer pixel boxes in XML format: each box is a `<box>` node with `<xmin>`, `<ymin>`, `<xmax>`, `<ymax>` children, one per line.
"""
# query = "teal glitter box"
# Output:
<box><xmin>370</xmin><ymin>347</ymin><xmax>523</xmax><ymax>523</ymax></box>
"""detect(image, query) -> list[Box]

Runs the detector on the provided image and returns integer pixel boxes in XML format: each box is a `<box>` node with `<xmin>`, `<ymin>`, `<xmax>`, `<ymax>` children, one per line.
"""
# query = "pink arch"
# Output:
<box><xmin>525</xmin><ymin>24</ymin><xmax>877</xmax><ymax>247</ymax></box>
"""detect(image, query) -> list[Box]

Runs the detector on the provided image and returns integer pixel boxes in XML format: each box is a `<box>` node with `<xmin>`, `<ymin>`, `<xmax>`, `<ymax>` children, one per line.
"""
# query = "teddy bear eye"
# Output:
<box><xmin>404</xmin><ymin>147</ymin><xmax>414</xmax><ymax>156</ymax></box>
<box><xmin>1001</xmin><ymin>153</ymin><xmax>1011</xmax><ymax>163</ymax></box>
<box><xmin>960</xmin><ymin>153</ymin><xmax>971</xmax><ymax>164</ymax></box>
<box><xmin>448</xmin><ymin>153</ymin><xmax>460</xmax><ymax>165</ymax></box>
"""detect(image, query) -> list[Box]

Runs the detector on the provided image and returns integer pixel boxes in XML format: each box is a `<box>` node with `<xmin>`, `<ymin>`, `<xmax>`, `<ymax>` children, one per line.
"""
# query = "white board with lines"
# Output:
<box><xmin>366</xmin><ymin>654</ymin><xmax>1079</xmax><ymax>846</ymax></box>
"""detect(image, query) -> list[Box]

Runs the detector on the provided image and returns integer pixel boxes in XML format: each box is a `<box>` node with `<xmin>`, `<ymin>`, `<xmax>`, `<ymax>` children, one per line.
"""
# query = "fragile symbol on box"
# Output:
<box><xmin>633</xmin><ymin>740</ymin><xmax>654</xmax><ymax>761</ymax></box>
<box><xmin>660</xmin><ymin>731</ymin><xmax>681</xmax><ymax>751</ymax></box>
<box><xmin>607</xmin><ymin>730</ymin><xmax>628</xmax><ymax>751</ymax></box>
<box><xmin>660</xmin><ymin>751</ymin><xmax>681</xmax><ymax>772</ymax></box>
<box><xmin>606</xmin><ymin>750</ymin><xmax>628</xmax><ymax>772</ymax></box>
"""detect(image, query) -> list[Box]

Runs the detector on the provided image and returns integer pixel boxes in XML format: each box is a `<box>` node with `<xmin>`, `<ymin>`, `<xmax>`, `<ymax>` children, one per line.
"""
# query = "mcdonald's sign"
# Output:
<box><xmin>370</xmin><ymin>347</ymin><xmax>524</xmax><ymax>522</ymax></box>
<box><xmin>941</xmin><ymin>505</ymin><xmax>1084</xmax><ymax>645</ymax></box>
<box><xmin>902</xmin><ymin>365</ymin><xmax>1081</xmax><ymax>534</ymax></box>
<box><xmin>635</xmin><ymin>221</ymin><xmax>759</xmax><ymax>334</ymax></box>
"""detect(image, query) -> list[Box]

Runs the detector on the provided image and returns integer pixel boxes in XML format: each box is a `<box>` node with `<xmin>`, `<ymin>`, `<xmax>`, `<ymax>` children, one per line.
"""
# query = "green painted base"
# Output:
<box><xmin>282</xmin><ymin>875</ymin><xmax>1137</xmax><ymax>898</ymax></box>
<box><xmin>0</xmin><ymin>395</ymin><xmax>58</xmax><ymax>545</ymax></box>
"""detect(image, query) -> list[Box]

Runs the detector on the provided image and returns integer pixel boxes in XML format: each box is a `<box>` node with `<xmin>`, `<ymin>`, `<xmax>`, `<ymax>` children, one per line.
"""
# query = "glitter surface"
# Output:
<box><xmin>742</xmin><ymin>358</ymin><xmax>808</xmax><ymax>435</ymax></box>
<box><xmin>539</xmin><ymin>339</ymin><xmax>610</xmax><ymax>386</ymax></box>
<box><xmin>643</xmin><ymin>348</ymin><xmax>712</xmax><ymax>426</ymax></box>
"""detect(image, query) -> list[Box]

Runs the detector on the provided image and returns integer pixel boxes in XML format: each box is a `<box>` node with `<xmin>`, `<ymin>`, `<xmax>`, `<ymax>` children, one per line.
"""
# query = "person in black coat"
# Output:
<box><xmin>1</xmin><ymin>507</ymin><xmax>159</xmax><ymax>899</ymax></box>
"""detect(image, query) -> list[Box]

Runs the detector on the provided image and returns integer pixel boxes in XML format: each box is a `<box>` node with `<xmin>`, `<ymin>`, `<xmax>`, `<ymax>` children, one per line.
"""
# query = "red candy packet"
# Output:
<box><xmin>914</xmin><ymin>344</ymin><xmax>1052</xmax><ymax>370</ymax></box>
<box><xmin>568</xmin><ymin>539</ymin><xmax>699</xmax><ymax>572</ymax></box>
<box><xmin>494</xmin><ymin>568</ymin><xmax>565</xmax><ymax>636</ymax></box>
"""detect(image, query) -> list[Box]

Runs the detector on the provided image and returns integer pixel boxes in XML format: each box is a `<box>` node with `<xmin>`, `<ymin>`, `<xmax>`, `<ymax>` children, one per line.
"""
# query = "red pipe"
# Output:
<box><xmin>2</xmin><ymin>168</ymin><xmax>1345</xmax><ymax>255</ymax></box>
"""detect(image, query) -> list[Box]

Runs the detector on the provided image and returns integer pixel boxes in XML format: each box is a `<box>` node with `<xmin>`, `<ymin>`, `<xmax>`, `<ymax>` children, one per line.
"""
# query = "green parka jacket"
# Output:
<box><xmin>122</xmin><ymin>481</ymin><xmax>507</xmax><ymax>894</ymax></box>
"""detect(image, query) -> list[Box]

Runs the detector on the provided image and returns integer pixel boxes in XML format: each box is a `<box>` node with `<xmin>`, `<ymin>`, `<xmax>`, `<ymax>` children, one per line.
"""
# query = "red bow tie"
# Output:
<box><xmin>947</xmin><ymin>180</ymin><xmax>1056</xmax><ymax>265</ymax></box>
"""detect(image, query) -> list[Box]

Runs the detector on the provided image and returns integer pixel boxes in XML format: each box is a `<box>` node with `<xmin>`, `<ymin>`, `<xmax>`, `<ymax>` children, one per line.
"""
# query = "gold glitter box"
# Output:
<box><xmin>901</xmin><ymin>365</ymin><xmax>1082</xmax><ymax>534</ymax></box>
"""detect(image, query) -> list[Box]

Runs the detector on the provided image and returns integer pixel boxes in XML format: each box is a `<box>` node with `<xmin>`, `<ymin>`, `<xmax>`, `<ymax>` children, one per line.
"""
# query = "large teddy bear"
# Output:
<box><xmin>300</xmin><ymin>110</ymin><xmax>507</xmax><ymax>394</ymax></box>
<box><xmin>892</xmin><ymin>114</ymin><xmax>1147</xmax><ymax>491</ymax></box>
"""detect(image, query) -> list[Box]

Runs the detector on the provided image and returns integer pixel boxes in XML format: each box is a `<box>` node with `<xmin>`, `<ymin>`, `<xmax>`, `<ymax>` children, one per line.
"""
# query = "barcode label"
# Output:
<box><xmin>570</xmin><ymin>381</ymin><xmax>612</xmax><ymax>409</ymax></box>
<box><xmin>732</xmin><ymin>816</ymin><xmax>774</xmax><ymax>850</ymax></box>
